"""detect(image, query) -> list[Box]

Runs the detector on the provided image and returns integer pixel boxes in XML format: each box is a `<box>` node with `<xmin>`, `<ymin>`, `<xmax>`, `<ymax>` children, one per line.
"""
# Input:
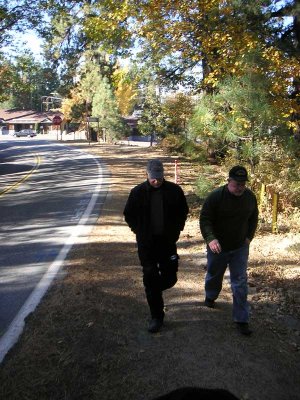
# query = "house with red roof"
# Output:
<box><xmin>0</xmin><ymin>109</ymin><xmax>64</xmax><ymax>135</ymax></box>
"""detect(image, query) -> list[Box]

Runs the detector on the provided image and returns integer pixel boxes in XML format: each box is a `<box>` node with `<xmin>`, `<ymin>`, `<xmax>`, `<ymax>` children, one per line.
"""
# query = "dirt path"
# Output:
<box><xmin>0</xmin><ymin>144</ymin><xmax>299</xmax><ymax>400</ymax></box>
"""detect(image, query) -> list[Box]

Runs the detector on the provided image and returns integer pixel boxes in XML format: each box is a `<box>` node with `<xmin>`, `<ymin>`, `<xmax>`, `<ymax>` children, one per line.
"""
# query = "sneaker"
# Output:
<box><xmin>236</xmin><ymin>322</ymin><xmax>252</xmax><ymax>336</ymax></box>
<box><xmin>204</xmin><ymin>297</ymin><xmax>215</xmax><ymax>308</ymax></box>
<box><xmin>148</xmin><ymin>318</ymin><xmax>164</xmax><ymax>333</ymax></box>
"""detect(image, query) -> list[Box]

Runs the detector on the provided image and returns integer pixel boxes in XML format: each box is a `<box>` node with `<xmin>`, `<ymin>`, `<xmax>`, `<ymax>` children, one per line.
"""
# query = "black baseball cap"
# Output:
<box><xmin>229</xmin><ymin>166</ymin><xmax>249</xmax><ymax>182</ymax></box>
<box><xmin>147</xmin><ymin>159</ymin><xmax>164</xmax><ymax>180</ymax></box>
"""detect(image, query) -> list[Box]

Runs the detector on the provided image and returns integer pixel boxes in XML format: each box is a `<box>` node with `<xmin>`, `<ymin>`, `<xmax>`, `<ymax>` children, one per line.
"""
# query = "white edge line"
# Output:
<box><xmin>0</xmin><ymin>152</ymin><xmax>104</xmax><ymax>363</ymax></box>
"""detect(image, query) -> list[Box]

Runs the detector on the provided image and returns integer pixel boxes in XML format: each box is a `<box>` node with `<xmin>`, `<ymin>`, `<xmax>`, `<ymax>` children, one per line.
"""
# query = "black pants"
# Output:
<box><xmin>137</xmin><ymin>236</ymin><xmax>179</xmax><ymax>319</ymax></box>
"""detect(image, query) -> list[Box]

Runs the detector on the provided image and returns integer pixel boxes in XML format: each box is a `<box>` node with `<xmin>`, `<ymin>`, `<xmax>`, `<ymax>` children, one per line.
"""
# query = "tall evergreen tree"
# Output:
<box><xmin>138</xmin><ymin>84</ymin><xmax>168</xmax><ymax>141</ymax></box>
<box><xmin>92</xmin><ymin>75</ymin><xmax>127</xmax><ymax>142</ymax></box>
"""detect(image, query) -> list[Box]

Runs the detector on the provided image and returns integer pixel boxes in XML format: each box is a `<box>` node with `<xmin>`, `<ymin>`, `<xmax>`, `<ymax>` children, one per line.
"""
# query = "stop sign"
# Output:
<box><xmin>52</xmin><ymin>115</ymin><xmax>62</xmax><ymax>125</ymax></box>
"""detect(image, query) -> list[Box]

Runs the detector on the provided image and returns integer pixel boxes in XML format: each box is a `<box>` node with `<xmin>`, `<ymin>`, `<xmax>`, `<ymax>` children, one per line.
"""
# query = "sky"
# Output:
<box><xmin>21</xmin><ymin>32</ymin><xmax>44</xmax><ymax>57</ymax></box>
<box><xmin>3</xmin><ymin>31</ymin><xmax>44</xmax><ymax>60</ymax></box>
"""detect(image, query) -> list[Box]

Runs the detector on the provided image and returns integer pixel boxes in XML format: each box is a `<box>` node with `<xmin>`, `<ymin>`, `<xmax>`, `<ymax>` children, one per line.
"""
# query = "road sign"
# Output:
<box><xmin>52</xmin><ymin>115</ymin><xmax>62</xmax><ymax>125</ymax></box>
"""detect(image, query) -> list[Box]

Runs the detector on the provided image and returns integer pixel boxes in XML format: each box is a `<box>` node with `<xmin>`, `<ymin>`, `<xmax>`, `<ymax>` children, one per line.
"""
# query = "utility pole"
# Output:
<box><xmin>41</xmin><ymin>94</ymin><xmax>62</xmax><ymax>112</ymax></box>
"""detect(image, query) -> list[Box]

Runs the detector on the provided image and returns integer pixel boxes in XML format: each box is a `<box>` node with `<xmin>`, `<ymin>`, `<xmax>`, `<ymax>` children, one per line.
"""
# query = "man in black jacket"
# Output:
<box><xmin>200</xmin><ymin>166</ymin><xmax>258</xmax><ymax>336</ymax></box>
<box><xmin>124</xmin><ymin>159</ymin><xmax>189</xmax><ymax>333</ymax></box>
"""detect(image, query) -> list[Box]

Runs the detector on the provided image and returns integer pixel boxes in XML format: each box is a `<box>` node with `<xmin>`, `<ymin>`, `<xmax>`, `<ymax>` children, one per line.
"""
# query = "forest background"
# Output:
<box><xmin>0</xmin><ymin>0</ymin><xmax>300</xmax><ymax>226</ymax></box>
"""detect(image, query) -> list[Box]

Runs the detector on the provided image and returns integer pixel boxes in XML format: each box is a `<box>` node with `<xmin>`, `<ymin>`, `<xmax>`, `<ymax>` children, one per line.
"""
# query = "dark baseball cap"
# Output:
<box><xmin>147</xmin><ymin>159</ymin><xmax>164</xmax><ymax>179</ymax></box>
<box><xmin>229</xmin><ymin>165</ymin><xmax>249</xmax><ymax>181</ymax></box>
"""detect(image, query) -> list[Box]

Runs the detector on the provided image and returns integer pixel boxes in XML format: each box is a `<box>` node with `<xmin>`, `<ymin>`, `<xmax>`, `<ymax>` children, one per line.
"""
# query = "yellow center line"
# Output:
<box><xmin>0</xmin><ymin>155</ymin><xmax>41</xmax><ymax>196</ymax></box>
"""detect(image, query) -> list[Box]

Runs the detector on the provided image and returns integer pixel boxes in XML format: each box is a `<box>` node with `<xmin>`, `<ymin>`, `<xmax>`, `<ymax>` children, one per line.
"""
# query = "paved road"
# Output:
<box><xmin>0</xmin><ymin>138</ymin><xmax>108</xmax><ymax>359</ymax></box>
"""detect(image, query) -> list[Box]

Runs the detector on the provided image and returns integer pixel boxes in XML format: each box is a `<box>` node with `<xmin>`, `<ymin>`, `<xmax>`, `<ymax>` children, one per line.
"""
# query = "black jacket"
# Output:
<box><xmin>124</xmin><ymin>180</ymin><xmax>189</xmax><ymax>243</ymax></box>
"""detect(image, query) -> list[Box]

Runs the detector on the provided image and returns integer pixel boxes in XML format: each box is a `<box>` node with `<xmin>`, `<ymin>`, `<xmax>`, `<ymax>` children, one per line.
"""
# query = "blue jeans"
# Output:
<box><xmin>205</xmin><ymin>244</ymin><xmax>250</xmax><ymax>323</ymax></box>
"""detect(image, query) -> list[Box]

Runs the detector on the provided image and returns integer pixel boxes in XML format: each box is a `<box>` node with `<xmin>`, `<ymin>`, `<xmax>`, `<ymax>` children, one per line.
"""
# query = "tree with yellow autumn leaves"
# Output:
<box><xmin>73</xmin><ymin>0</ymin><xmax>300</xmax><ymax>130</ymax></box>
<box><xmin>13</xmin><ymin>0</ymin><xmax>298</xmax><ymax>197</ymax></box>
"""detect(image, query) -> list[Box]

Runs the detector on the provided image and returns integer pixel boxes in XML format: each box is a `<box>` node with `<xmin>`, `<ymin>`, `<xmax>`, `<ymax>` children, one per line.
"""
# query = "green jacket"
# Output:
<box><xmin>200</xmin><ymin>185</ymin><xmax>258</xmax><ymax>251</ymax></box>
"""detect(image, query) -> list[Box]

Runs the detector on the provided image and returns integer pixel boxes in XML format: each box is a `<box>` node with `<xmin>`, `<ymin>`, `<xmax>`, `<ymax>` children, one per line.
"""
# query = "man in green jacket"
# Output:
<box><xmin>200</xmin><ymin>166</ymin><xmax>258</xmax><ymax>335</ymax></box>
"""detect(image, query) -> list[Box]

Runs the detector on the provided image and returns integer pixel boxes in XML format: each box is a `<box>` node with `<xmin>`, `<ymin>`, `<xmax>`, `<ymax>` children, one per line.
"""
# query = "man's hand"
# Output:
<box><xmin>208</xmin><ymin>239</ymin><xmax>222</xmax><ymax>254</ymax></box>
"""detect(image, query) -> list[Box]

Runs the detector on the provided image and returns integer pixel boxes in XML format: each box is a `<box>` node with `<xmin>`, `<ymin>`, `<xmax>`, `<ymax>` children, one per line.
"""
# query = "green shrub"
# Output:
<box><xmin>195</xmin><ymin>165</ymin><xmax>224</xmax><ymax>199</ymax></box>
<box><xmin>161</xmin><ymin>134</ymin><xmax>208</xmax><ymax>161</ymax></box>
<box><xmin>196</xmin><ymin>176</ymin><xmax>215</xmax><ymax>199</ymax></box>
<box><xmin>184</xmin><ymin>141</ymin><xmax>207</xmax><ymax>161</ymax></box>
<box><xmin>160</xmin><ymin>134</ymin><xmax>185</xmax><ymax>153</ymax></box>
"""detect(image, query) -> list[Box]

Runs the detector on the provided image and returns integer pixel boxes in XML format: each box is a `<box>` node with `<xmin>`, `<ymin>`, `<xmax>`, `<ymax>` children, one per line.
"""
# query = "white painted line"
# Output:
<box><xmin>0</xmin><ymin>151</ymin><xmax>105</xmax><ymax>363</ymax></box>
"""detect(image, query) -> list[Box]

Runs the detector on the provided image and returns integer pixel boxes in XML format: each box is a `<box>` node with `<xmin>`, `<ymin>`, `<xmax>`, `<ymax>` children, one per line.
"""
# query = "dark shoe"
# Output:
<box><xmin>148</xmin><ymin>318</ymin><xmax>163</xmax><ymax>333</ymax></box>
<box><xmin>236</xmin><ymin>322</ymin><xmax>252</xmax><ymax>336</ymax></box>
<box><xmin>204</xmin><ymin>297</ymin><xmax>215</xmax><ymax>308</ymax></box>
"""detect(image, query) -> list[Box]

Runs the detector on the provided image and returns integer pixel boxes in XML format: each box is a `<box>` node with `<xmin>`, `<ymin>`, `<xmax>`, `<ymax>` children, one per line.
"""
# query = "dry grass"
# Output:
<box><xmin>0</xmin><ymin>143</ymin><xmax>299</xmax><ymax>400</ymax></box>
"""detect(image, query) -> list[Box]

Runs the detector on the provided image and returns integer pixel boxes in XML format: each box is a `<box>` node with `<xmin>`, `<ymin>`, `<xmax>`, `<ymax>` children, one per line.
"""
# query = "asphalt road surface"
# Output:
<box><xmin>0</xmin><ymin>138</ymin><xmax>108</xmax><ymax>360</ymax></box>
